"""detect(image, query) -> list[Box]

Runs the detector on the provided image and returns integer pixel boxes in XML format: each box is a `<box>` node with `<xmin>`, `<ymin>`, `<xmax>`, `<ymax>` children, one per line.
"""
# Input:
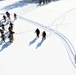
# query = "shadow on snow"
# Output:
<box><xmin>29</xmin><ymin>37</ymin><xmax>37</xmax><ymax>46</ymax></box>
<box><xmin>1</xmin><ymin>0</ymin><xmax>60</xmax><ymax>10</ymax></box>
<box><xmin>0</xmin><ymin>41</ymin><xmax>11</xmax><ymax>52</ymax></box>
<box><xmin>36</xmin><ymin>40</ymin><xmax>44</xmax><ymax>49</ymax></box>
<box><xmin>1</xmin><ymin>0</ymin><xmax>29</xmax><ymax>10</ymax></box>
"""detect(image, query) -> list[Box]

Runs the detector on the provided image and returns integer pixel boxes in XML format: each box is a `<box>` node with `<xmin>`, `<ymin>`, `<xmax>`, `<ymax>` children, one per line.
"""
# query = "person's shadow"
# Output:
<box><xmin>36</xmin><ymin>40</ymin><xmax>44</xmax><ymax>49</ymax></box>
<box><xmin>29</xmin><ymin>38</ymin><xmax>37</xmax><ymax>46</ymax></box>
<box><xmin>0</xmin><ymin>41</ymin><xmax>11</xmax><ymax>52</ymax></box>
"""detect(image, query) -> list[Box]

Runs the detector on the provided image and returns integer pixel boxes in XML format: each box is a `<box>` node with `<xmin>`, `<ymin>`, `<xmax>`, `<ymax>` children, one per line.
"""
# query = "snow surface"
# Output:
<box><xmin>0</xmin><ymin>0</ymin><xmax>76</xmax><ymax>75</ymax></box>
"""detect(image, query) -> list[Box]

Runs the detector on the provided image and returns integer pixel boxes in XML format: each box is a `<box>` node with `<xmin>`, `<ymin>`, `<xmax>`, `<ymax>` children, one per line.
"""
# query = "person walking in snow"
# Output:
<box><xmin>8</xmin><ymin>22</ymin><xmax>13</xmax><ymax>32</ymax></box>
<box><xmin>8</xmin><ymin>30</ymin><xmax>15</xmax><ymax>43</ymax></box>
<box><xmin>0</xmin><ymin>29</ymin><xmax>4</xmax><ymax>34</ymax></box>
<box><xmin>3</xmin><ymin>15</ymin><xmax>6</xmax><ymax>21</ymax></box>
<box><xmin>1</xmin><ymin>33</ymin><xmax>5</xmax><ymax>42</ymax></box>
<box><xmin>14</xmin><ymin>13</ymin><xmax>17</xmax><ymax>20</ymax></box>
<box><xmin>42</xmin><ymin>31</ymin><xmax>46</xmax><ymax>40</ymax></box>
<box><xmin>39</xmin><ymin>0</ymin><xmax>42</xmax><ymax>5</ymax></box>
<box><xmin>0</xmin><ymin>29</ymin><xmax>5</xmax><ymax>42</ymax></box>
<box><xmin>35</xmin><ymin>28</ymin><xmax>40</xmax><ymax>38</ymax></box>
<box><xmin>1</xmin><ymin>24</ymin><xmax>5</xmax><ymax>31</ymax></box>
<box><xmin>8</xmin><ymin>25</ymin><xmax>13</xmax><ymax>32</ymax></box>
<box><xmin>10</xmin><ymin>22</ymin><xmax>13</xmax><ymax>28</ymax></box>
<box><xmin>6</xmin><ymin>11</ymin><xmax>10</xmax><ymax>19</ymax></box>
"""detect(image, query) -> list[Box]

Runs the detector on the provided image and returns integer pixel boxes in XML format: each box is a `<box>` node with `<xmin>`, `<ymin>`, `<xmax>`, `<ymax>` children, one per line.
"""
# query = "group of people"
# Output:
<box><xmin>0</xmin><ymin>11</ymin><xmax>46</xmax><ymax>44</ymax></box>
<box><xmin>39</xmin><ymin>0</ymin><xmax>50</xmax><ymax>5</ymax></box>
<box><xmin>0</xmin><ymin>11</ymin><xmax>17</xmax><ymax>43</ymax></box>
<box><xmin>3</xmin><ymin>11</ymin><xmax>17</xmax><ymax>21</ymax></box>
<box><xmin>35</xmin><ymin>28</ymin><xmax>46</xmax><ymax>40</ymax></box>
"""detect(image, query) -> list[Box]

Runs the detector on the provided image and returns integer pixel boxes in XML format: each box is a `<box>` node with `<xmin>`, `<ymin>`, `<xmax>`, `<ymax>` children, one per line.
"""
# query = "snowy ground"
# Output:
<box><xmin>0</xmin><ymin>0</ymin><xmax>76</xmax><ymax>75</ymax></box>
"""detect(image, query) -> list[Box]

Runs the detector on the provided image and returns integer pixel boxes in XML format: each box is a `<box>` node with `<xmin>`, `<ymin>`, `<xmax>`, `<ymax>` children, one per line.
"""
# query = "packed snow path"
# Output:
<box><xmin>0</xmin><ymin>1</ymin><xmax>76</xmax><ymax>74</ymax></box>
<box><xmin>18</xmin><ymin>14</ymin><xmax>76</xmax><ymax>68</ymax></box>
<box><xmin>0</xmin><ymin>6</ymin><xmax>76</xmax><ymax>69</ymax></box>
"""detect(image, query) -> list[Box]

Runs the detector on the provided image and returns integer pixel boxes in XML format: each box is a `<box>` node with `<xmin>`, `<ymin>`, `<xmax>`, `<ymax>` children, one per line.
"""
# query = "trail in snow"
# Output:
<box><xmin>18</xmin><ymin>15</ymin><xmax>76</xmax><ymax>68</ymax></box>
<box><xmin>16</xmin><ymin>4</ymin><xmax>38</xmax><ymax>15</ymax></box>
<box><xmin>0</xmin><ymin>1</ymin><xmax>76</xmax><ymax>68</ymax></box>
<box><xmin>53</xmin><ymin>30</ymin><xmax>76</xmax><ymax>68</ymax></box>
<box><xmin>49</xmin><ymin>6</ymin><xmax>76</xmax><ymax>56</ymax></box>
<box><xmin>50</xmin><ymin>7</ymin><xmax>76</xmax><ymax>27</ymax></box>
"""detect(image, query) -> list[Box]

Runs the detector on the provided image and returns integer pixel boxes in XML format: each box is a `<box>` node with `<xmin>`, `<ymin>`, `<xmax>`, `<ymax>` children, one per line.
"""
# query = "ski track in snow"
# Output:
<box><xmin>0</xmin><ymin>3</ymin><xmax>76</xmax><ymax>69</ymax></box>
<box><xmin>18</xmin><ymin>14</ymin><xmax>76</xmax><ymax>68</ymax></box>
<box><xmin>0</xmin><ymin>14</ymin><xmax>76</xmax><ymax>68</ymax></box>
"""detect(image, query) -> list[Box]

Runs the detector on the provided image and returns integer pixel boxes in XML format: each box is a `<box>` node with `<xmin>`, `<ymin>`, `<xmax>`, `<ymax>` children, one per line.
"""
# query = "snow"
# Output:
<box><xmin>0</xmin><ymin>0</ymin><xmax>76</xmax><ymax>75</ymax></box>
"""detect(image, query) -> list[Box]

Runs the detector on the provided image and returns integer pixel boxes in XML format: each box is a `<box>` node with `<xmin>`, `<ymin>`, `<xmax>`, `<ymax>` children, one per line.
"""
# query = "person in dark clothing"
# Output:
<box><xmin>0</xmin><ymin>29</ymin><xmax>4</xmax><ymax>34</ymax></box>
<box><xmin>10</xmin><ymin>22</ymin><xmax>13</xmax><ymax>26</ymax></box>
<box><xmin>3</xmin><ymin>15</ymin><xmax>6</xmax><ymax>21</ymax></box>
<box><xmin>39</xmin><ymin>0</ymin><xmax>42</xmax><ymax>5</ymax></box>
<box><xmin>8</xmin><ymin>30</ymin><xmax>15</xmax><ymax>43</ymax></box>
<box><xmin>8</xmin><ymin>22</ymin><xmax>13</xmax><ymax>31</ymax></box>
<box><xmin>1</xmin><ymin>33</ymin><xmax>5</xmax><ymax>42</ymax></box>
<box><xmin>43</xmin><ymin>0</ymin><xmax>45</xmax><ymax>4</ymax></box>
<box><xmin>8</xmin><ymin>25</ymin><xmax>13</xmax><ymax>32</ymax></box>
<box><xmin>14</xmin><ymin>13</ymin><xmax>17</xmax><ymax>20</ymax></box>
<box><xmin>6</xmin><ymin>11</ymin><xmax>10</xmax><ymax>19</ymax></box>
<box><xmin>35</xmin><ymin>28</ymin><xmax>40</xmax><ymax>38</ymax></box>
<box><xmin>42</xmin><ymin>31</ymin><xmax>46</xmax><ymax>40</ymax></box>
<box><xmin>10</xmin><ymin>22</ymin><xmax>13</xmax><ymax>28</ymax></box>
<box><xmin>0</xmin><ymin>29</ymin><xmax>5</xmax><ymax>42</ymax></box>
<box><xmin>1</xmin><ymin>24</ymin><xmax>5</xmax><ymax>30</ymax></box>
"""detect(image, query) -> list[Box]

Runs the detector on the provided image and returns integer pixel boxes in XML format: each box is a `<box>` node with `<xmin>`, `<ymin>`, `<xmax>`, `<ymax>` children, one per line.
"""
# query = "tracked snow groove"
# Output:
<box><xmin>18</xmin><ymin>15</ymin><xmax>76</xmax><ymax>68</ymax></box>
